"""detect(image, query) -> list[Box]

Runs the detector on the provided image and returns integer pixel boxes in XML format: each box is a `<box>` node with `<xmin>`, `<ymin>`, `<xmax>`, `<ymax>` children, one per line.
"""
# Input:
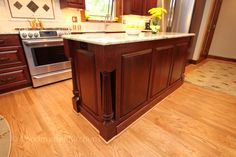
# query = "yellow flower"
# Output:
<box><xmin>148</xmin><ymin>7</ymin><xmax>167</xmax><ymax>19</ymax></box>
<box><xmin>85</xmin><ymin>15</ymin><xmax>90</xmax><ymax>19</ymax></box>
<box><xmin>114</xmin><ymin>17</ymin><xmax>119</xmax><ymax>22</ymax></box>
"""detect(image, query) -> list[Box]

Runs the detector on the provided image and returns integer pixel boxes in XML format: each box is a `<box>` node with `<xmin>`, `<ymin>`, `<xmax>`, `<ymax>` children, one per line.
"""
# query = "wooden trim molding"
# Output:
<box><xmin>207</xmin><ymin>55</ymin><xmax>236</xmax><ymax>62</ymax></box>
<box><xmin>188</xmin><ymin>59</ymin><xmax>199</xmax><ymax>64</ymax></box>
<box><xmin>80</xmin><ymin>10</ymin><xmax>86</xmax><ymax>22</ymax></box>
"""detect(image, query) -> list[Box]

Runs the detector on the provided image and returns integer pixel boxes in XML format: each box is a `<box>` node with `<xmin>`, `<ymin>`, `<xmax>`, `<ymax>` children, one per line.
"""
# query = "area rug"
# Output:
<box><xmin>185</xmin><ymin>60</ymin><xmax>236</xmax><ymax>96</ymax></box>
<box><xmin>0</xmin><ymin>115</ymin><xmax>11</xmax><ymax>157</ymax></box>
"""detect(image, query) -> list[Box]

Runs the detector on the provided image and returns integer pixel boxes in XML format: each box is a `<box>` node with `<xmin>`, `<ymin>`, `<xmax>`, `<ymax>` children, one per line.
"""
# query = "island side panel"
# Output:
<box><xmin>76</xmin><ymin>49</ymin><xmax>98</xmax><ymax>116</ymax></box>
<box><xmin>64</xmin><ymin>40</ymin><xmax>102</xmax><ymax>127</ymax></box>
<box><xmin>116</xmin><ymin>37</ymin><xmax>192</xmax><ymax>135</ymax></box>
<box><xmin>63</xmin><ymin>39</ymin><xmax>81</xmax><ymax>112</ymax></box>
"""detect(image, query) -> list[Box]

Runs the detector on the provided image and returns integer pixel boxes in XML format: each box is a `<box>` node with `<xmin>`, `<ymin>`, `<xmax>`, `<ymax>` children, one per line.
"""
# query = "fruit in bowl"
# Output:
<box><xmin>125</xmin><ymin>24</ymin><xmax>143</xmax><ymax>35</ymax></box>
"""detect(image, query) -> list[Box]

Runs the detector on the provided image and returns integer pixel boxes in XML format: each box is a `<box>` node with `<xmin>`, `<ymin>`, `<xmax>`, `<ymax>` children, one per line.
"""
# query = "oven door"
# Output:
<box><xmin>23</xmin><ymin>38</ymin><xmax>71</xmax><ymax>76</ymax></box>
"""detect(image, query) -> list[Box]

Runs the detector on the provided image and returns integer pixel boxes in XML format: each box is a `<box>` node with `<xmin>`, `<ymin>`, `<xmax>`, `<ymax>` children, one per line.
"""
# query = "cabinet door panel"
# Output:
<box><xmin>150</xmin><ymin>46</ymin><xmax>174</xmax><ymax>97</ymax></box>
<box><xmin>143</xmin><ymin>0</ymin><xmax>157</xmax><ymax>15</ymax></box>
<box><xmin>68</xmin><ymin>0</ymin><xmax>84</xmax><ymax>4</ymax></box>
<box><xmin>76</xmin><ymin>49</ymin><xmax>98</xmax><ymax>115</ymax></box>
<box><xmin>60</xmin><ymin>0</ymin><xmax>85</xmax><ymax>9</ymax></box>
<box><xmin>0</xmin><ymin>66</ymin><xmax>31</xmax><ymax>92</ymax></box>
<box><xmin>0</xmin><ymin>47</ymin><xmax>26</xmax><ymax>69</ymax></box>
<box><xmin>121</xmin><ymin>49</ymin><xmax>152</xmax><ymax>117</ymax></box>
<box><xmin>170</xmin><ymin>43</ymin><xmax>188</xmax><ymax>84</ymax></box>
<box><xmin>123</xmin><ymin>0</ymin><xmax>143</xmax><ymax>15</ymax></box>
<box><xmin>131</xmin><ymin>0</ymin><xmax>143</xmax><ymax>15</ymax></box>
<box><xmin>0</xmin><ymin>35</ymin><xmax>20</xmax><ymax>47</ymax></box>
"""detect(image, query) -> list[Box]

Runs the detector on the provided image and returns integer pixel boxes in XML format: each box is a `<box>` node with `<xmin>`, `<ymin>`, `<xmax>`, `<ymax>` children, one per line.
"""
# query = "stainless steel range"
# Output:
<box><xmin>19</xmin><ymin>28</ymin><xmax>72</xmax><ymax>87</ymax></box>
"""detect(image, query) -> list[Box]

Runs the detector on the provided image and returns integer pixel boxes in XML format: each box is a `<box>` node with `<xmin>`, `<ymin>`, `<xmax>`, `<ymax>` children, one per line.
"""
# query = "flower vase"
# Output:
<box><xmin>150</xmin><ymin>17</ymin><xmax>160</xmax><ymax>34</ymax></box>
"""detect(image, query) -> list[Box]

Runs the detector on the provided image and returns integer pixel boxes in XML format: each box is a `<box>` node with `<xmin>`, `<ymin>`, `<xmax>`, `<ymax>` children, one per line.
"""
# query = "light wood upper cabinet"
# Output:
<box><xmin>60</xmin><ymin>0</ymin><xmax>85</xmax><ymax>9</ymax></box>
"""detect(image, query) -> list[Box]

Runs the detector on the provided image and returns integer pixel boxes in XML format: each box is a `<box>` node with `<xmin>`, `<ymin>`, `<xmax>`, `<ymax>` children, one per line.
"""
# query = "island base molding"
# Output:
<box><xmin>64</xmin><ymin>36</ymin><xmax>192</xmax><ymax>141</ymax></box>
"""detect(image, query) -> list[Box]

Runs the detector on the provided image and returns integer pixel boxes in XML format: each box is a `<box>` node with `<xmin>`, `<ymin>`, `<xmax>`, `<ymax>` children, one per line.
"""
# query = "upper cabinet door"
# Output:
<box><xmin>143</xmin><ymin>0</ymin><xmax>157</xmax><ymax>15</ymax></box>
<box><xmin>131</xmin><ymin>0</ymin><xmax>143</xmax><ymax>15</ymax></box>
<box><xmin>60</xmin><ymin>0</ymin><xmax>85</xmax><ymax>9</ymax></box>
<box><xmin>123</xmin><ymin>0</ymin><xmax>143</xmax><ymax>15</ymax></box>
<box><xmin>123</xmin><ymin>0</ymin><xmax>157</xmax><ymax>15</ymax></box>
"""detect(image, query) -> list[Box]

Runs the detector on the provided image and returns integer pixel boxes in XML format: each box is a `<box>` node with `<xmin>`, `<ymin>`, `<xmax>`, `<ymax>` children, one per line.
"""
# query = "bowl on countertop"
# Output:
<box><xmin>125</xmin><ymin>28</ymin><xmax>142</xmax><ymax>35</ymax></box>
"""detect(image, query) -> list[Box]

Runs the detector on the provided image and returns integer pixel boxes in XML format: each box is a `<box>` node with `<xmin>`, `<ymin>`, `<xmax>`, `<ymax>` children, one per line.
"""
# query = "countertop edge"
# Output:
<box><xmin>63</xmin><ymin>33</ymin><xmax>195</xmax><ymax>46</ymax></box>
<box><xmin>0</xmin><ymin>32</ymin><xmax>19</xmax><ymax>35</ymax></box>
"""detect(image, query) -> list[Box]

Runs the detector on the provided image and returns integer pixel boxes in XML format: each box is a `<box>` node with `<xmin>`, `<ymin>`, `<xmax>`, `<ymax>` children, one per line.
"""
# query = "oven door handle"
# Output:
<box><xmin>23</xmin><ymin>40</ymin><xmax>63</xmax><ymax>47</ymax></box>
<box><xmin>32</xmin><ymin>69</ymin><xmax>71</xmax><ymax>79</ymax></box>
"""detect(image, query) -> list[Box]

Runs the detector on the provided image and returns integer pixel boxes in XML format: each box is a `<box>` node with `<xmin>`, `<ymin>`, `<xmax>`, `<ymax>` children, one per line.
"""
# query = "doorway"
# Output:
<box><xmin>199</xmin><ymin>0</ymin><xmax>223</xmax><ymax>62</ymax></box>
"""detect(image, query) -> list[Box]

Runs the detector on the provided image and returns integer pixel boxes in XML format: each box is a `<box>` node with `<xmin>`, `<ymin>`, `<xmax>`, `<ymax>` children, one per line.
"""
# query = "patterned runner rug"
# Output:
<box><xmin>185</xmin><ymin>60</ymin><xmax>236</xmax><ymax>96</ymax></box>
<box><xmin>0</xmin><ymin>115</ymin><xmax>11</xmax><ymax>157</ymax></box>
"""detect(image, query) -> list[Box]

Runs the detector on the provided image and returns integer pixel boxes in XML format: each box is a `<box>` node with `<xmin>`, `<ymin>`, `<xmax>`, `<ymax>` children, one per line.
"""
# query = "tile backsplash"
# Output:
<box><xmin>8</xmin><ymin>0</ymin><xmax>55</xmax><ymax>19</ymax></box>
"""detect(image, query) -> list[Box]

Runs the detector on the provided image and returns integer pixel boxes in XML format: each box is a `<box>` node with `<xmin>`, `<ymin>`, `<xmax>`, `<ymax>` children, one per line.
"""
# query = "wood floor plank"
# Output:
<box><xmin>0</xmin><ymin>59</ymin><xmax>235</xmax><ymax>157</ymax></box>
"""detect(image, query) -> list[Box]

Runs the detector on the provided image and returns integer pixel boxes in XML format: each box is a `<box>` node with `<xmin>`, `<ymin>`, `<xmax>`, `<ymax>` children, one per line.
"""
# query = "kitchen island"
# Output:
<box><xmin>63</xmin><ymin>32</ymin><xmax>194</xmax><ymax>141</ymax></box>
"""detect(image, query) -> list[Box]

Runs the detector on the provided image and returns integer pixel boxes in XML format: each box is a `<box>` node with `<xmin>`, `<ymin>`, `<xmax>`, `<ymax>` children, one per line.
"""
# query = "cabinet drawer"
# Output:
<box><xmin>0</xmin><ymin>66</ymin><xmax>31</xmax><ymax>92</ymax></box>
<box><xmin>0</xmin><ymin>35</ymin><xmax>21</xmax><ymax>47</ymax></box>
<box><xmin>0</xmin><ymin>47</ymin><xmax>26</xmax><ymax>68</ymax></box>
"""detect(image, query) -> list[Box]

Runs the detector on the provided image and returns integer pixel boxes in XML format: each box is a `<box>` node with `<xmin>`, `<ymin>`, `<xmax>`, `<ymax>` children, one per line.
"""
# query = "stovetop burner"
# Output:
<box><xmin>15</xmin><ymin>27</ymin><xmax>70</xmax><ymax>31</ymax></box>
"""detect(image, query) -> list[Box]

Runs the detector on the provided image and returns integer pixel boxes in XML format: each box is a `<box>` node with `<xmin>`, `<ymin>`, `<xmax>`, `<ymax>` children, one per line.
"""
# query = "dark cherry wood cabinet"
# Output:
<box><xmin>64</xmin><ymin>35</ymin><xmax>192</xmax><ymax>141</ymax></box>
<box><xmin>123</xmin><ymin>0</ymin><xmax>143</xmax><ymax>15</ymax></box>
<box><xmin>170</xmin><ymin>43</ymin><xmax>189</xmax><ymax>84</ymax></box>
<box><xmin>0</xmin><ymin>35</ymin><xmax>31</xmax><ymax>94</ymax></box>
<box><xmin>60</xmin><ymin>0</ymin><xmax>85</xmax><ymax>9</ymax></box>
<box><xmin>76</xmin><ymin>49</ymin><xmax>98</xmax><ymax>115</ymax></box>
<box><xmin>123</xmin><ymin>0</ymin><xmax>157</xmax><ymax>15</ymax></box>
<box><xmin>0</xmin><ymin>47</ymin><xmax>26</xmax><ymax>69</ymax></box>
<box><xmin>150</xmin><ymin>45</ymin><xmax>174</xmax><ymax>98</ymax></box>
<box><xmin>121</xmin><ymin>49</ymin><xmax>152</xmax><ymax>117</ymax></box>
<box><xmin>143</xmin><ymin>0</ymin><xmax>158</xmax><ymax>15</ymax></box>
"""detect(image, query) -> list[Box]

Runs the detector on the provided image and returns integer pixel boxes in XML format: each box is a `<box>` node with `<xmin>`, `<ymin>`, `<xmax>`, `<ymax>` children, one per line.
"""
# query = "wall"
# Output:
<box><xmin>0</xmin><ymin>0</ymin><xmax>123</xmax><ymax>32</ymax></box>
<box><xmin>208</xmin><ymin>0</ymin><xmax>236</xmax><ymax>59</ymax></box>
<box><xmin>192</xmin><ymin>0</ymin><xmax>215</xmax><ymax>61</ymax></box>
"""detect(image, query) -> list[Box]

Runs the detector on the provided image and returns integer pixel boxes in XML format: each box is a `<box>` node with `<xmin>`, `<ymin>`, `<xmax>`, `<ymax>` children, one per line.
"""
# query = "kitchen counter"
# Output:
<box><xmin>71</xmin><ymin>30</ymin><xmax>125</xmax><ymax>34</ymax></box>
<box><xmin>63</xmin><ymin>32</ymin><xmax>194</xmax><ymax>142</ymax></box>
<box><xmin>0</xmin><ymin>31</ymin><xmax>19</xmax><ymax>35</ymax></box>
<box><xmin>63</xmin><ymin>32</ymin><xmax>194</xmax><ymax>45</ymax></box>
<box><xmin>0</xmin><ymin>30</ymin><xmax>125</xmax><ymax>35</ymax></box>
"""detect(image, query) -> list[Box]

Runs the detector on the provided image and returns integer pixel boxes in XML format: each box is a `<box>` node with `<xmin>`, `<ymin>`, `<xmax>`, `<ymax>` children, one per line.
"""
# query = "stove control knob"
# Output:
<box><xmin>34</xmin><ymin>33</ymin><xmax>39</xmax><ymax>38</ymax></box>
<box><xmin>21</xmin><ymin>33</ymin><xmax>27</xmax><ymax>38</ymax></box>
<box><xmin>28</xmin><ymin>33</ymin><xmax>33</xmax><ymax>38</ymax></box>
<box><xmin>58</xmin><ymin>32</ymin><xmax>64</xmax><ymax>36</ymax></box>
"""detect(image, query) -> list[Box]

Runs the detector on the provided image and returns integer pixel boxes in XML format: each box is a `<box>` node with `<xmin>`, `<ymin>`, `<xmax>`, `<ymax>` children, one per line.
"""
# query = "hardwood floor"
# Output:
<box><xmin>0</xmin><ymin>60</ymin><xmax>236</xmax><ymax>157</ymax></box>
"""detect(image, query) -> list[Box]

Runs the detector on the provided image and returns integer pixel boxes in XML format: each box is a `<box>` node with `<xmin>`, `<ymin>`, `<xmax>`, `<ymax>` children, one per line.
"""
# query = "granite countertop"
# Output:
<box><xmin>63</xmin><ymin>32</ymin><xmax>195</xmax><ymax>46</ymax></box>
<box><xmin>0</xmin><ymin>31</ymin><xmax>19</xmax><ymax>35</ymax></box>
<box><xmin>0</xmin><ymin>30</ymin><xmax>125</xmax><ymax>35</ymax></box>
<box><xmin>71</xmin><ymin>30</ymin><xmax>125</xmax><ymax>33</ymax></box>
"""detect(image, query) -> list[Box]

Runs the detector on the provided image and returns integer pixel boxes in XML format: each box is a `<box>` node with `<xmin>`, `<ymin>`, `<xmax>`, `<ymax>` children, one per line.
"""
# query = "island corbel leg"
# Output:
<box><xmin>101</xmin><ymin>71</ymin><xmax>114</xmax><ymax>124</ymax></box>
<box><xmin>100</xmin><ymin>71</ymin><xmax>116</xmax><ymax>141</ymax></box>
<box><xmin>71</xmin><ymin>59</ymin><xmax>81</xmax><ymax>112</ymax></box>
